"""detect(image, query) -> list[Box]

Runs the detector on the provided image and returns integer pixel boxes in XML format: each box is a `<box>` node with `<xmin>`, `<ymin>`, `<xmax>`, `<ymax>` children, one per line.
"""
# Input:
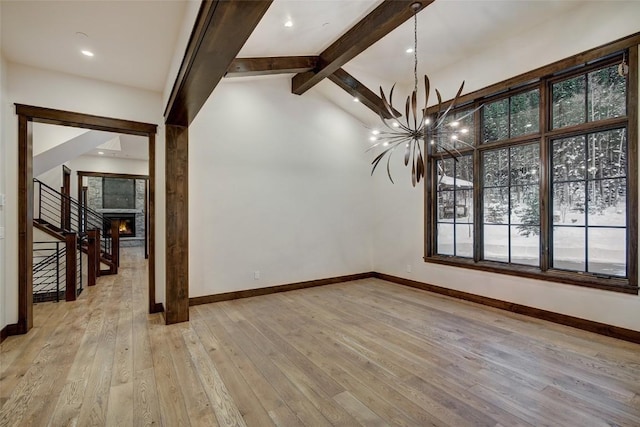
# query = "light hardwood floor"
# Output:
<box><xmin>1</xmin><ymin>247</ymin><xmax>640</xmax><ymax>426</ymax></box>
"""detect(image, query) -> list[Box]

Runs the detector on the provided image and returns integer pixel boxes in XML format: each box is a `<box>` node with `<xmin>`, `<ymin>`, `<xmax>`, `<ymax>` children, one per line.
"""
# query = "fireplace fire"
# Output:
<box><xmin>103</xmin><ymin>213</ymin><xmax>136</xmax><ymax>237</ymax></box>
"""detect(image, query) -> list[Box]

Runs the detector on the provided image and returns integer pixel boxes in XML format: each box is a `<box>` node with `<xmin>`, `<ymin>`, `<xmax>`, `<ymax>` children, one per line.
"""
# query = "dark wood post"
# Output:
<box><xmin>87</xmin><ymin>229</ymin><xmax>97</xmax><ymax>287</ymax></box>
<box><xmin>82</xmin><ymin>186</ymin><xmax>88</xmax><ymax>232</ymax></box>
<box><xmin>111</xmin><ymin>219</ymin><xmax>120</xmax><ymax>273</ymax></box>
<box><xmin>95</xmin><ymin>228</ymin><xmax>101</xmax><ymax>278</ymax></box>
<box><xmin>144</xmin><ymin>178</ymin><xmax>149</xmax><ymax>260</ymax></box>
<box><xmin>60</xmin><ymin>187</ymin><xmax>65</xmax><ymax>229</ymax></box>
<box><xmin>165</xmin><ymin>124</ymin><xmax>189</xmax><ymax>324</ymax></box>
<box><xmin>18</xmin><ymin>114</ymin><xmax>34</xmax><ymax>333</ymax></box>
<box><xmin>60</xmin><ymin>187</ymin><xmax>71</xmax><ymax>230</ymax></box>
<box><xmin>65</xmin><ymin>232</ymin><xmax>77</xmax><ymax>301</ymax></box>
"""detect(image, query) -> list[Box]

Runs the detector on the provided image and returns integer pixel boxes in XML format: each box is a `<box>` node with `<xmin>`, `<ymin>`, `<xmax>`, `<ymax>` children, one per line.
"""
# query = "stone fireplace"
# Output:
<box><xmin>103</xmin><ymin>213</ymin><xmax>136</xmax><ymax>237</ymax></box>
<box><xmin>86</xmin><ymin>176</ymin><xmax>146</xmax><ymax>247</ymax></box>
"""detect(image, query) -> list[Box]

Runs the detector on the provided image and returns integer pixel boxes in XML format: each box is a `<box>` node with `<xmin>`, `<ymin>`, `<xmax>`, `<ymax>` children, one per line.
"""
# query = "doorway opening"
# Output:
<box><xmin>15</xmin><ymin>104</ymin><xmax>158</xmax><ymax>335</ymax></box>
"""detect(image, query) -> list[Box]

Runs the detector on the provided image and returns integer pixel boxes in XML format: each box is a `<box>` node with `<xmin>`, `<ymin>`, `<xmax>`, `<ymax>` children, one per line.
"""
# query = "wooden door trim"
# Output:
<box><xmin>15</xmin><ymin>104</ymin><xmax>158</xmax><ymax>335</ymax></box>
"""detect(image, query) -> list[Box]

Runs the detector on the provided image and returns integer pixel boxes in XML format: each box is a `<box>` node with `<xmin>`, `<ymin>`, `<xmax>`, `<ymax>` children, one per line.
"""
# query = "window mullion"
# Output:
<box><xmin>540</xmin><ymin>80</ymin><xmax>550</xmax><ymax>271</ymax></box>
<box><xmin>626</xmin><ymin>45</ymin><xmax>638</xmax><ymax>288</ymax></box>
<box><xmin>475</xmin><ymin>102</ymin><xmax>484</xmax><ymax>262</ymax></box>
<box><xmin>473</xmin><ymin>140</ymin><xmax>482</xmax><ymax>262</ymax></box>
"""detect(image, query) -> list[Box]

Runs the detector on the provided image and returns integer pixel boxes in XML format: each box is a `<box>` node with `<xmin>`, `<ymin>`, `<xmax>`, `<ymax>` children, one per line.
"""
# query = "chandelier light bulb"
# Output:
<box><xmin>370</xmin><ymin>136</ymin><xmax>378</xmax><ymax>142</ymax></box>
<box><xmin>367</xmin><ymin>3</ymin><xmax>477</xmax><ymax>186</ymax></box>
<box><xmin>372</xmin><ymin>130</ymin><xmax>380</xmax><ymax>135</ymax></box>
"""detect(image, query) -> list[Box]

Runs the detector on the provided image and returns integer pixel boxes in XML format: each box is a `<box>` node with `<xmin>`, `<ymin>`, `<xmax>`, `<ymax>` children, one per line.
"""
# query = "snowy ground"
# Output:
<box><xmin>437</xmin><ymin>204</ymin><xmax>626</xmax><ymax>277</ymax></box>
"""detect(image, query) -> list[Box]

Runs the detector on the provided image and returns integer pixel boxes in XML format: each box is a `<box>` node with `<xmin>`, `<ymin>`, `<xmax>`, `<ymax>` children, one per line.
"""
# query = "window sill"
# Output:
<box><xmin>423</xmin><ymin>256</ymin><xmax>638</xmax><ymax>295</ymax></box>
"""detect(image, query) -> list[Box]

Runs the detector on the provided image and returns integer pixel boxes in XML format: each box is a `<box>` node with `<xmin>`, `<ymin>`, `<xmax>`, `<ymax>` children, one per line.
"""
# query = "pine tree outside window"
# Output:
<box><xmin>425</xmin><ymin>43</ymin><xmax>638</xmax><ymax>294</ymax></box>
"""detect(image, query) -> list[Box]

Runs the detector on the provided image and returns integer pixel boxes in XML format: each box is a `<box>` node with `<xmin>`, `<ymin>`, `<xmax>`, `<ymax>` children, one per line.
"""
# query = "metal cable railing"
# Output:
<box><xmin>33</xmin><ymin>241</ymin><xmax>66</xmax><ymax>303</ymax></box>
<box><xmin>32</xmin><ymin>178</ymin><xmax>124</xmax><ymax>302</ymax></box>
<box><xmin>34</xmin><ymin>178</ymin><xmax>114</xmax><ymax>262</ymax></box>
<box><xmin>35</xmin><ymin>178</ymin><xmax>107</xmax><ymax>233</ymax></box>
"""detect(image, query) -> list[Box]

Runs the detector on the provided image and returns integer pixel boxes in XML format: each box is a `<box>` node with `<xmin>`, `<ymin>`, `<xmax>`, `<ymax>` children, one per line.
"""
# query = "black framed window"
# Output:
<box><xmin>436</xmin><ymin>155</ymin><xmax>474</xmax><ymax>258</ymax></box>
<box><xmin>482</xmin><ymin>143</ymin><xmax>540</xmax><ymax>266</ymax></box>
<box><xmin>425</xmin><ymin>44</ymin><xmax>637</xmax><ymax>294</ymax></box>
<box><xmin>551</xmin><ymin>129</ymin><xmax>627</xmax><ymax>276</ymax></box>
<box><xmin>482</xmin><ymin>88</ymin><xmax>540</xmax><ymax>143</ymax></box>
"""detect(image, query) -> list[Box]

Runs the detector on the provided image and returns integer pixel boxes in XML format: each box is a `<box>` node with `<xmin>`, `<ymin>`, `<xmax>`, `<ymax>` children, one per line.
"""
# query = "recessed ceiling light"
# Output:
<box><xmin>406</xmin><ymin>48</ymin><xmax>414</xmax><ymax>54</ymax></box>
<box><xmin>98</xmin><ymin>151</ymin><xmax>104</xmax><ymax>155</ymax></box>
<box><xmin>353</xmin><ymin>97</ymin><xmax>359</xmax><ymax>103</ymax></box>
<box><xmin>81</xmin><ymin>50</ymin><xmax>94</xmax><ymax>57</ymax></box>
<box><xmin>284</xmin><ymin>20</ymin><xmax>293</xmax><ymax>28</ymax></box>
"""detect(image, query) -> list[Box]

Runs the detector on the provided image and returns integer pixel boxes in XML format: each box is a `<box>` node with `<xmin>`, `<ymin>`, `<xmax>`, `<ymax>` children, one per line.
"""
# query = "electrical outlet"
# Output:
<box><xmin>254</xmin><ymin>270</ymin><xmax>260</xmax><ymax>280</ymax></box>
<box><xmin>0</xmin><ymin>194</ymin><xmax>5</xmax><ymax>206</ymax></box>
<box><xmin>406</xmin><ymin>264</ymin><xmax>412</xmax><ymax>273</ymax></box>
<box><xmin>0</xmin><ymin>227</ymin><xmax>4</xmax><ymax>239</ymax></box>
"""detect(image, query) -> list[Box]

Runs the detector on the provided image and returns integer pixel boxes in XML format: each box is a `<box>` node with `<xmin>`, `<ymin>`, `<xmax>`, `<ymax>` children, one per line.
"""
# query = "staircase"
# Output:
<box><xmin>33</xmin><ymin>179</ymin><xmax>120</xmax><ymax>301</ymax></box>
<box><xmin>33</xmin><ymin>239</ymin><xmax>83</xmax><ymax>302</ymax></box>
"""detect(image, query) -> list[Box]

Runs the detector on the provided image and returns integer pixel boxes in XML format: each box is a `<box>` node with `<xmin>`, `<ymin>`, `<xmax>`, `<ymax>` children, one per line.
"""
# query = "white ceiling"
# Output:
<box><xmin>1</xmin><ymin>0</ymin><xmax>600</xmax><ymax>161</ymax></box>
<box><xmin>239</xmin><ymin>0</ymin><xmax>584</xmax><ymax>89</ymax></box>
<box><xmin>238</xmin><ymin>0</ymin><xmax>380</xmax><ymax>57</ymax></box>
<box><xmin>2</xmin><ymin>0</ymin><xmax>594</xmax><ymax>100</ymax></box>
<box><xmin>33</xmin><ymin>122</ymin><xmax>149</xmax><ymax>161</ymax></box>
<box><xmin>1</xmin><ymin>0</ymin><xmax>188</xmax><ymax>92</ymax></box>
<box><xmin>89</xmin><ymin>134</ymin><xmax>149</xmax><ymax>160</ymax></box>
<box><xmin>347</xmin><ymin>0</ymin><xmax>584</xmax><ymax>86</ymax></box>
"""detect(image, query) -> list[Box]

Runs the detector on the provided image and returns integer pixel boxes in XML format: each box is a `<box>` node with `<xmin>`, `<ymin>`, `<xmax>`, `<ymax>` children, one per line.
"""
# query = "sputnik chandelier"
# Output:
<box><xmin>368</xmin><ymin>2</ymin><xmax>476</xmax><ymax>186</ymax></box>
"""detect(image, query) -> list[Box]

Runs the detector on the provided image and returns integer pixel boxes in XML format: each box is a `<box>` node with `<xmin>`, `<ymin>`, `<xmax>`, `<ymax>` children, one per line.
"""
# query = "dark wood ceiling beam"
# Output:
<box><xmin>292</xmin><ymin>0</ymin><xmax>434</xmax><ymax>95</ymax></box>
<box><xmin>328</xmin><ymin>68</ymin><xmax>400</xmax><ymax>119</ymax></box>
<box><xmin>164</xmin><ymin>0</ymin><xmax>274</xmax><ymax>126</ymax></box>
<box><xmin>226</xmin><ymin>56</ymin><xmax>318</xmax><ymax>77</ymax></box>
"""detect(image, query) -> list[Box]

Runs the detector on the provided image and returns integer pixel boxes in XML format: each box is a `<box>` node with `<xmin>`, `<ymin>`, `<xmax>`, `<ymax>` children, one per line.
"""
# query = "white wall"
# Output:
<box><xmin>2</xmin><ymin>63</ymin><xmax>165</xmax><ymax>328</ymax></box>
<box><xmin>68</xmin><ymin>155</ymin><xmax>149</xmax><ymax>200</ymax></box>
<box><xmin>32</xmin><ymin>123</ymin><xmax>87</xmax><ymax>157</ymax></box>
<box><xmin>35</xmin><ymin>164</ymin><xmax>65</xmax><ymax>191</ymax></box>
<box><xmin>372</xmin><ymin>2</ymin><xmax>640</xmax><ymax>332</ymax></box>
<box><xmin>189</xmin><ymin>77</ymin><xmax>374</xmax><ymax>297</ymax></box>
<box><xmin>162</xmin><ymin>0</ymin><xmax>200</xmax><ymax>107</ymax></box>
<box><xmin>0</xmin><ymin>50</ymin><xmax>8</xmax><ymax>331</ymax></box>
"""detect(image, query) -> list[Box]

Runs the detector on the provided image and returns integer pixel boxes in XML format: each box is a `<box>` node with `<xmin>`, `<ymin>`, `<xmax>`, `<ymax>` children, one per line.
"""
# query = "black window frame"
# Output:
<box><xmin>424</xmin><ymin>39</ymin><xmax>638</xmax><ymax>295</ymax></box>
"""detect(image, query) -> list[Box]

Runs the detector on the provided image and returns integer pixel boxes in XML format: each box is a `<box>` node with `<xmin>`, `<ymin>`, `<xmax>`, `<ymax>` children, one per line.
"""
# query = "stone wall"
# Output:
<box><xmin>86</xmin><ymin>176</ymin><xmax>146</xmax><ymax>247</ymax></box>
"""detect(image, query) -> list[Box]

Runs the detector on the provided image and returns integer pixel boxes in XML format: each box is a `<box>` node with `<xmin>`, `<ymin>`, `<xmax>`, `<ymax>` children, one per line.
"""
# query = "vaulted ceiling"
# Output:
<box><xmin>1</xmin><ymin>0</ymin><xmax>188</xmax><ymax>92</ymax></box>
<box><xmin>0</xmin><ymin>0</ymin><xmax>604</xmax><ymax>125</ymax></box>
<box><xmin>2</xmin><ymin>0</ymin><xmax>587</xmax><ymax>94</ymax></box>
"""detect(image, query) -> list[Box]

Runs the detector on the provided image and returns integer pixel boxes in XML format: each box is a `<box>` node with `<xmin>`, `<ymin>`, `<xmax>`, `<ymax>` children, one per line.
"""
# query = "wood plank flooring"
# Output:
<box><xmin>1</xmin><ymin>247</ymin><xmax>640</xmax><ymax>426</ymax></box>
